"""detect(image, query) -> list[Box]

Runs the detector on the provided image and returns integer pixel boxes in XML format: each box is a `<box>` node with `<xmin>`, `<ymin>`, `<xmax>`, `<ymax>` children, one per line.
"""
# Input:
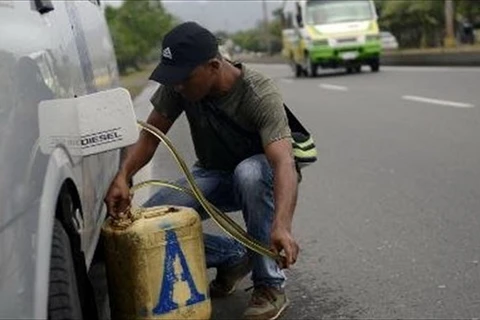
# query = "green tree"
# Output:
<box><xmin>214</xmin><ymin>31</ymin><xmax>230</xmax><ymax>42</ymax></box>
<box><xmin>231</xmin><ymin>29</ymin><xmax>264</xmax><ymax>52</ymax></box>
<box><xmin>379</xmin><ymin>0</ymin><xmax>444</xmax><ymax>48</ymax></box>
<box><xmin>105</xmin><ymin>0</ymin><xmax>176</xmax><ymax>74</ymax></box>
<box><xmin>231</xmin><ymin>6</ymin><xmax>284</xmax><ymax>54</ymax></box>
<box><xmin>378</xmin><ymin>0</ymin><xmax>480</xmax><ymax>48</ymax></box>
<box><xmin>457</xmin><ymin>0</ymin><xmax>480</xmax><ymax>24</ymax></box>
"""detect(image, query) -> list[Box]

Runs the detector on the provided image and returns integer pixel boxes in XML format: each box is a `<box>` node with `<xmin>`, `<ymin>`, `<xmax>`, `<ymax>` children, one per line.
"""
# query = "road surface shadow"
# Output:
<box><xmin>90</xmin><ymin>217</ymin><xmax>365</xmax><ymax>319</ymax></box>
<box><xmin>91</xmin><ymin>257</ymin><xmax>366</xmax><ymax>320</ymax></box>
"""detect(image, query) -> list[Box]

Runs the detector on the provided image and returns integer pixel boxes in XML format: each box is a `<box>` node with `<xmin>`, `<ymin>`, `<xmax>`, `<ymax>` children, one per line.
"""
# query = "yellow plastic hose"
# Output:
<box><xmin>132</xmin><ymin>120</ymin><xmax>286</xmax><ymax>266</ymax></box>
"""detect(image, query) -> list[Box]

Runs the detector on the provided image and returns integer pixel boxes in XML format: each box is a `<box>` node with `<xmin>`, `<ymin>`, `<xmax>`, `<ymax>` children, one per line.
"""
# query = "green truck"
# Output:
<box><xmin>281</xmin><ymin>0</ymin><xmax>382</xmax><ymax>77</ymax></box>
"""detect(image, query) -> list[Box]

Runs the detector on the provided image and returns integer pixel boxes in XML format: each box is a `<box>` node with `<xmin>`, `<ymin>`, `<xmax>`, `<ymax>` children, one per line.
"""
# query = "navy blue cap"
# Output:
<box><xmin>149</xmin><ymin>22</ymin><xmax>219</xmax><ymax>85</ymax></box>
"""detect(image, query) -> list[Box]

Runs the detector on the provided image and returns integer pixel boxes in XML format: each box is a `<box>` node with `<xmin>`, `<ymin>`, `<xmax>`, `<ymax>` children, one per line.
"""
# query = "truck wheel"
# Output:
<box><xmin>306</xmin><ymin>58</ymin><xmax>317</xmax><ymax>77</ymax></box>
<box><xmin>295</xmin><ymin>63</ymin><xmax>303</xmax><ymax>78</ymax></box>
<box><xmin>370</xmin><ymin>58</ymin><xmax>380</xmax><ymax>72</ymax></box>
<box><xmin>48</xmin><ymin>219</ymin><xmax>83</xmax><ymax>320</ymax></box>
<box><xmin>289</xmin><ymin>58</ymin><xmax>302</xmax><ymax>78</ymax></box>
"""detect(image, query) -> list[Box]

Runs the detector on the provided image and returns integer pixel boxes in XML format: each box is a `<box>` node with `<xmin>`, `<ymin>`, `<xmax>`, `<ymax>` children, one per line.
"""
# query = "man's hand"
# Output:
<box><xmin>270</xmin><ymin>223</ymin><xmax>299</xmax><ymax>269</ymax></box>
<box><xmin>103</xmin><ymin>110</ymin><xmax>174</xmax><ymax>219</ymax></box>
<box><xmin>104</xmin><ymin>173</ymin><xmax>131</xmax><ymax>219</ymax></box>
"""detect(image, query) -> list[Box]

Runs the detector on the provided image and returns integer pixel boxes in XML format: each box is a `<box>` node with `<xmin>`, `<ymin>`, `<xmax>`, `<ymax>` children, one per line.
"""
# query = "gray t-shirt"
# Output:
<box><xmin>150</xmin><ymin>62</ymin><xmax>291</xmax><ymax>171</ymax></box>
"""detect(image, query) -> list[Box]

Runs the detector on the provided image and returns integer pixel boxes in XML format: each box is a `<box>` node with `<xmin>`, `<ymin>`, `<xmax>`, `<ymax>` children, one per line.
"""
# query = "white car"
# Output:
<box><xmin>0</xmin><ymin>1</ymin><xmax>128</xmax><ymax>319</ymax></box>
<box><xmin>380</xmin><ymin>31</ymin><xmax>399</xmax><ymax>50</ymax></box>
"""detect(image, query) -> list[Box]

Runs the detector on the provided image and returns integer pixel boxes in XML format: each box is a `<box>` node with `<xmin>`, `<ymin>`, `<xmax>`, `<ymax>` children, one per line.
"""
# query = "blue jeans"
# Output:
<box><xmin>143</xmin><ymin>154</ymin><xmax>286</xmax><ymax>288</ymax></box>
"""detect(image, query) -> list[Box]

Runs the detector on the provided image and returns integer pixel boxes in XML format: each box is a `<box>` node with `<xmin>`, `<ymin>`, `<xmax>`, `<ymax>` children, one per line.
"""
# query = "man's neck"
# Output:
<box><xmin>209</xmin><ymin>61</ymin><xmax>241</xmax><ymax>97</ymax></box>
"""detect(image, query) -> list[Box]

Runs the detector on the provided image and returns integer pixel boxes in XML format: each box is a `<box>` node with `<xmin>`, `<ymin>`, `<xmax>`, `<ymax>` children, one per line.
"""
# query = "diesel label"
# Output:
<box><xmin>81</xmin><ymin>128</ymin><xmax>122</xmax><ymax>148</ymax></box>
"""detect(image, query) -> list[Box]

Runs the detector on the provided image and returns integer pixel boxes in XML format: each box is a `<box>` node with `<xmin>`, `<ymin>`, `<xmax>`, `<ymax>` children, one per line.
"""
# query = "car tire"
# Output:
<box><xmin>48</xmin><ymin>219</ymin><xmax>83</xmax><ymax>320</ymax></box>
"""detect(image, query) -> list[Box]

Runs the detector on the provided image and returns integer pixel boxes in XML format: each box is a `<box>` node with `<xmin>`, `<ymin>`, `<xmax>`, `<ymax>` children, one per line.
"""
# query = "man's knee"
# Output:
<box><xmin>233</xmin><ymin>155</ymin><xmax>272</xmax><ymax>192</ymax></box>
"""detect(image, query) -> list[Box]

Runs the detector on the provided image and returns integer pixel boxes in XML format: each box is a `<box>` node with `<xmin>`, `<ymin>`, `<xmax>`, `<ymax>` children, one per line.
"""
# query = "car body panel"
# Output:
<box><xmin>0</xmin><ymin>1</ymin><xmax>122</xmax><ymax>318</ymax></box>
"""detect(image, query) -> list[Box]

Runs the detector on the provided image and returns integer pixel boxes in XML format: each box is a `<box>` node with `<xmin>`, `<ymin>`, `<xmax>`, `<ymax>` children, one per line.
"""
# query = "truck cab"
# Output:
<box><xmin>281</xmin><ymin>0</ymin><xmax>382</xmax><ymax>76</ymax></box>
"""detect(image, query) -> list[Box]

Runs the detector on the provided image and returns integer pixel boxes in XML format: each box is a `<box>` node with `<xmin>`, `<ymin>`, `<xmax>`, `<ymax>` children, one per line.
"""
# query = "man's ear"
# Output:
<box><xmin>207</xmin><ymin>58</ymin><xmax>222</xmax><ymax>70</ymax></box>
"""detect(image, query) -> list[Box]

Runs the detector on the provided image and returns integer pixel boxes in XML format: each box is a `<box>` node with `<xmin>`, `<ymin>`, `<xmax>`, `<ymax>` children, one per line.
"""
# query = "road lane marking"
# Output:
<box><xmin>319</xmin><ymin>83</ymin><xmax>348</xmax><ymax>91</ymax></box>
<box><xmin>402</xmin><ymin>95</ymin><xmax>474</xmax><ymax>108</ymax></box>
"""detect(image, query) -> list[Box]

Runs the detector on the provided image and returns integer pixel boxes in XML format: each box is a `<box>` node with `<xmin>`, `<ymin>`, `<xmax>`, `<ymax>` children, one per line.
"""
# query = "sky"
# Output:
<box><xmin>103</xmin><ymin>0</ymin><xmax>283</xmax><ymax>33</ymax></box>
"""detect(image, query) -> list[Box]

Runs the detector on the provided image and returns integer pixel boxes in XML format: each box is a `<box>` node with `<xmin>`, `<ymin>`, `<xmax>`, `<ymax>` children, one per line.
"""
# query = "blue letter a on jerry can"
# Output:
<box><xmin>153</xmin><ymin>230</ymin><xmax>206</xmax><ymax>315</ymax></box>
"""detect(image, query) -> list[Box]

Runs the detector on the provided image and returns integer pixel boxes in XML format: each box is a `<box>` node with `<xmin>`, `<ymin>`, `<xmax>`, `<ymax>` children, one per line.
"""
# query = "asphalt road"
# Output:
<box><xmin>110</xmin><ymin>64</ymin><xmax>480</xmax><ymax>319</ymax></box>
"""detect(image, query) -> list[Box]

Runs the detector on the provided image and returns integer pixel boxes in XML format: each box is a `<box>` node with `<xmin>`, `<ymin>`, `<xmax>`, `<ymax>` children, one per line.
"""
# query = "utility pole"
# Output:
<box><xmin>262</xmin><ymin>0</ymin><xmax>272</xmax><ymax>55</ymax></box>
<box><xmin>444</xmin><ymin>0</ymin><xmax>456</xmax><ymax>48</ymax></box>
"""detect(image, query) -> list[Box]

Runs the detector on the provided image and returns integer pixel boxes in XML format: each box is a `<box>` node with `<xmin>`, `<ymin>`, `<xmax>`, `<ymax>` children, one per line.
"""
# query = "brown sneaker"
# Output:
<box><xmin>243</xmin><ymin>286</ymin><xmax>289</xmax><ymax>320</ymax></box>
<box><xmin>209</xmin><ymin>254</ymin><xmax>252</xmax><ymax>298</ymax></box>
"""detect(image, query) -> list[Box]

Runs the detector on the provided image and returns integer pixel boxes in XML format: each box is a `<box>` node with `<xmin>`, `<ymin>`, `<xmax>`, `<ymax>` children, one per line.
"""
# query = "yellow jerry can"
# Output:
<box><xmin>101</xmin><ymin>205</ymin><xmax>211</xmax><ymax>320</ymax></box>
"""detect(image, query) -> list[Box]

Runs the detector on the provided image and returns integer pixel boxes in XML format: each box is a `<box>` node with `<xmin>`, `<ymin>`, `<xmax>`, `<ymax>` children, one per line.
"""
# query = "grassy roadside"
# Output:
<box><xmin>119</xmin><ymin>63</ymin><xmax>157</xmax><ymax>99</ymax></box>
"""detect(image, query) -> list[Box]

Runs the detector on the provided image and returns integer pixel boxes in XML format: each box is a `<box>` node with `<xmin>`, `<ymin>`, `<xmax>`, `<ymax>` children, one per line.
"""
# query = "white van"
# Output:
<box><xmin>0</xmin><ymin>1</ymin><xmax>123</xmax><ymax>318</ymax></box>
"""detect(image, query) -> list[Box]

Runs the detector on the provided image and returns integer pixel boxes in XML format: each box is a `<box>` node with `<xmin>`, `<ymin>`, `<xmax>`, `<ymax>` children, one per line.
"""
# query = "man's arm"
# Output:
<box><xmin>119</xmin><ymin>110</ymin><xmax>174</xmax><ymax>181</ymax></box>
<box><xmin>264</xmin><ymin>138</ymin><xmax>300</xmax><ymax>269</ymax></box>
<box><xmin>104</xmin><ymin>110</ymin><xmax>174</xmax><ymax>217</ymax></box>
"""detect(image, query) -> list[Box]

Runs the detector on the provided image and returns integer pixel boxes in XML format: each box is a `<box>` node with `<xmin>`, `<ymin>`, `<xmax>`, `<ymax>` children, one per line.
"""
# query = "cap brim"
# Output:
<box><xmin>149</xmin><ymin>63</ymin><xmax>195</xmax><ymax>86</ymax></box>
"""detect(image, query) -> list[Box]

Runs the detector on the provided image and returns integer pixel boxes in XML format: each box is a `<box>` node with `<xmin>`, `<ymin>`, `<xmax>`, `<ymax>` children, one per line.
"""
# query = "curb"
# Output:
<box><xmin>380</xmin><ymin>51</ymin><xmax>480</xmax><ymax>66</ymax></box>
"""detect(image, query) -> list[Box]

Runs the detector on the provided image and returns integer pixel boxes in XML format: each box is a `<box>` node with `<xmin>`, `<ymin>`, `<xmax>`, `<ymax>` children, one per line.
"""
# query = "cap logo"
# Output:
<box><xmin>162</xmin><ymin>47</ymin><xmax>173</xmax><ymax>60</ymax></box>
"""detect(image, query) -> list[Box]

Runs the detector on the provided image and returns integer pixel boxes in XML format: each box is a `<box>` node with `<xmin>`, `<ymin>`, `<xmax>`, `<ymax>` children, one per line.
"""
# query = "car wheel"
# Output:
<box><xmin>48</xmin><ymin>219</ymin><xmax>83</xmax><ymax>320</ymax></box>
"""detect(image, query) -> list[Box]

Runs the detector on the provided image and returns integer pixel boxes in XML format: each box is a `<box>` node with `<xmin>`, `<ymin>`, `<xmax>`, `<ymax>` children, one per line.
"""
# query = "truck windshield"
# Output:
<box><xmin>306</xmin><ymin>0</ymin><xmax>374</xmax><ymax>25</ymax></box>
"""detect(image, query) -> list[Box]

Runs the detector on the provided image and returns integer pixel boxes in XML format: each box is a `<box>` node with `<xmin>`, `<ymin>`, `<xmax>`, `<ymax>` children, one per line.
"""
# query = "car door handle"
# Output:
<box><xmin>34</xmin><ymin>0</ymin><xmax>54</xmax><ymax>14</ymax></box>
